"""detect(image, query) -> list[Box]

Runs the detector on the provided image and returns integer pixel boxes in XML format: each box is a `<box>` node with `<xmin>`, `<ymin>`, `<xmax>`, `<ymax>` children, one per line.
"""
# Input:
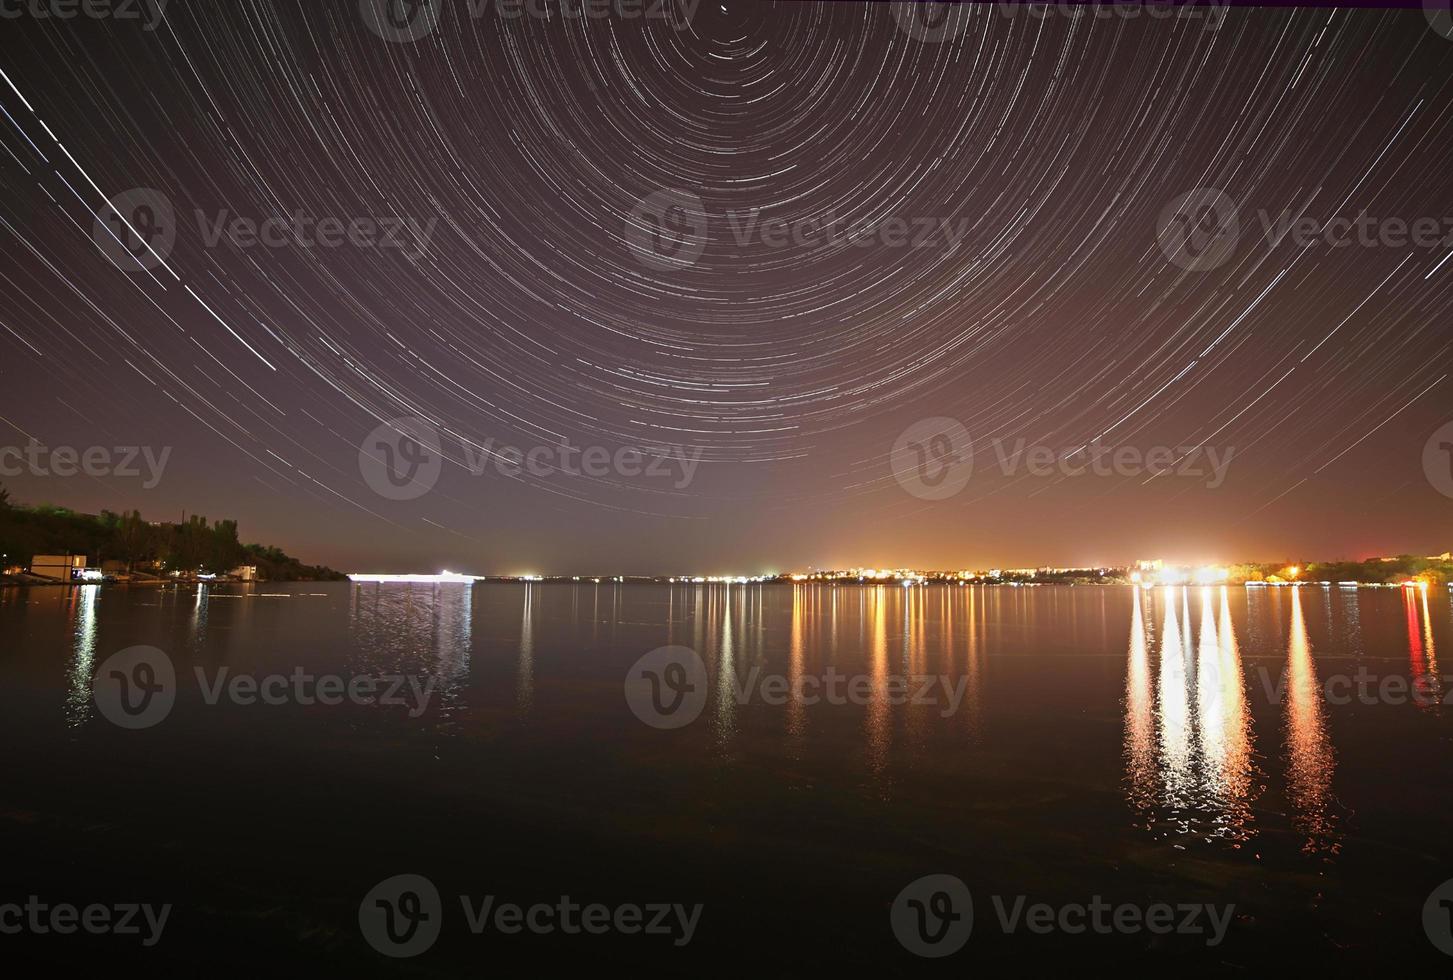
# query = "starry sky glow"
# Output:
<box><xmin>1</xmin><ymin>0</ymin><xmax>1451</xmax><ymax>573</ymax></box>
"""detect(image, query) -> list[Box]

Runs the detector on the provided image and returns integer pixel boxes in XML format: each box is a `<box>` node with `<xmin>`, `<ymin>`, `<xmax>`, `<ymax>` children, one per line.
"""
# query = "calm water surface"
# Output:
<box><xmin>2</xmin><ymin>581</ymin><xmax>1451</xmax><ymax>972</ymax></box>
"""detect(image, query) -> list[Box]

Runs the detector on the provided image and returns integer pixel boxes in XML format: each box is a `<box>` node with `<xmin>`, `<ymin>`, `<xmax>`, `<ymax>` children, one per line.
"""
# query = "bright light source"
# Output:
<box><xmin>348</xmin><ymin>572</ymin><xmax>483</xmax><ymax>584</ymax></box>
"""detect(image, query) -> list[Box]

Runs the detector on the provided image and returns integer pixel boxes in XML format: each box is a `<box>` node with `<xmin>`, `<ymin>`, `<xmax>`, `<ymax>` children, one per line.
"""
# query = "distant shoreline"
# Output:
<box><xmin>7</xmin><ymin>572</ymin><xmax>1447</xmax><ymax>591</ymax></box>
<box><xmin>343</xmin><ymin>576</ymin><xmax>1448</xmax><ymax>591</ymax></box>
<box><xmin>0</xmin><ymin>576</ymin><xmax>341</xmax><ymax>588</ymax></box>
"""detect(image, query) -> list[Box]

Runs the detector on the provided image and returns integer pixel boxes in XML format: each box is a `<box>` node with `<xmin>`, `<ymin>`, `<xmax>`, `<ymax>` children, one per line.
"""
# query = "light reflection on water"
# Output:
<box><xmin>33</xmin><ymin>578</ymin><xmax>1453</xmax><ymax>863</ymax></box>
<box><xmin>1124</xmin><ymin>585</ymin><xmax>1349</xmax><ymax>853</ymax></box>
<box><xmin>518</xmin><ymin>582</ymin><xmax>534</xmax><ymax>716</ymax></box>
<box><xmin>1285</xmin><ymin>588</ymin><xmax>1337</xmax><ymax>854</ymax></box>
<box><xmin>65</xmin><ymin>584</ymin><xmax>99</xmax><ymax>728</ymax></box>
<box><xmin>1405</xmin><ymin>586</ymin><xmax>1441</xmax><ymax>708</ymax></box>
<box><xmin>347</xmin><ymin>581</ymin><xmax>473</xmax><ymax>724</ymax></box>
<box><xmin>1206</xmin><ymin>588</ymin><xmax>1256</xmax><ymax>844</ymax></box>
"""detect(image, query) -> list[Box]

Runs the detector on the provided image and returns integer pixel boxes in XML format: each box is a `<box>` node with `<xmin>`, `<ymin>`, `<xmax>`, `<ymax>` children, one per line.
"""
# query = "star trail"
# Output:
<box><xmin>0</xmin><ymin>1</ymin><xmax>1450</xmax><ymax>573</ymax></box>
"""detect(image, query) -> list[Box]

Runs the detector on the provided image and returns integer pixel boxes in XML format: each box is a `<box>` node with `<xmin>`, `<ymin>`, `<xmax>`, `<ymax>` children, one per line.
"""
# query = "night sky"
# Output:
<box><xmin>1</xmin><ymin>1</ymin><xmax>1451</xmax><ymax>574</ymax></box>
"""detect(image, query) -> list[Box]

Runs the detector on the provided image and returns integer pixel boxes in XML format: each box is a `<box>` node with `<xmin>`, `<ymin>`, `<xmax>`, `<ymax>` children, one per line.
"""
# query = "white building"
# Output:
<box><xmin>29</xmin><ymin>554</ymin><xmax>86</xmax><ymax>581</ymax></box>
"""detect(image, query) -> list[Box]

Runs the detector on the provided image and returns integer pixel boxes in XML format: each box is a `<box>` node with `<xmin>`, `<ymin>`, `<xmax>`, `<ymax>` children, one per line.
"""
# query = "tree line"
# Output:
<box><xmin>0</xmin><ymin>486</ymin><xmax>344</xmax><ymax>580</ymax></box>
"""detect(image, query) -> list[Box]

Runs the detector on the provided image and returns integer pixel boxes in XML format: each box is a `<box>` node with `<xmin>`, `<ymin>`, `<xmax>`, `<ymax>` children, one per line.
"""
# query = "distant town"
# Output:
<box><xmin>4</xmin><ymin>486</ymin><xmax>1449</xmax><ymax>590</ymax></box>
<box><xmin>347</xmin><ymin>554</ymin><xmax>1453</xmax><ymax>590</ymax></box>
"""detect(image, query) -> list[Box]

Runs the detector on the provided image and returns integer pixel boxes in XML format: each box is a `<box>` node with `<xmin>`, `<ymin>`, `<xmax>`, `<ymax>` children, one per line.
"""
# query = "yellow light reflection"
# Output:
<box><xmin>1124</xmin><ymin>588</ymin><xmax>1155</xmax><ymax>820</ymax></box>
<box><xmin>866</xmin><ymin>585</ymin><xmax>890</xmax><ymax>776</ymax></box>
<box><xmin>1285</xmin><ymin>588</ymin><xmax>1337</xmax><ymax>854</ymax></box>
<box><xmin>787</xmin><ymin>583</ymin><xmax>806</xmax><ymax>740</ymax></box>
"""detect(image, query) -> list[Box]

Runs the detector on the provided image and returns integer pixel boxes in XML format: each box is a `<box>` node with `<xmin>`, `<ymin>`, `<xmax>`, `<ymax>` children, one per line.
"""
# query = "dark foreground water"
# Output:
<box><xmin>1</xmin><ymin>581</ymin><xmax>1452</xmax><ymax>973</ymax></box>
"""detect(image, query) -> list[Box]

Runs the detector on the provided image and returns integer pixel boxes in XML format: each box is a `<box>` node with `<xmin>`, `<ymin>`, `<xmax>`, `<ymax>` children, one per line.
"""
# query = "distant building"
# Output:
<box><xmin>29</xmin><ymin>554</ymin><xmax>86</xmax><ymax>581</ymax></box>
<box><xmin>230</xmin><ymin>565</ymin><xmax>258</xmax><ymax>582</ymax></box>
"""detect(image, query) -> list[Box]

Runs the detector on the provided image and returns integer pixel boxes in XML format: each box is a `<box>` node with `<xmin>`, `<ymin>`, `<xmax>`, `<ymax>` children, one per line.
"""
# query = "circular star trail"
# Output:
<box><xmin>0</xmin><ymin>1</ymin><xmax>1450</xmax><ymax>571</ymax></box>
